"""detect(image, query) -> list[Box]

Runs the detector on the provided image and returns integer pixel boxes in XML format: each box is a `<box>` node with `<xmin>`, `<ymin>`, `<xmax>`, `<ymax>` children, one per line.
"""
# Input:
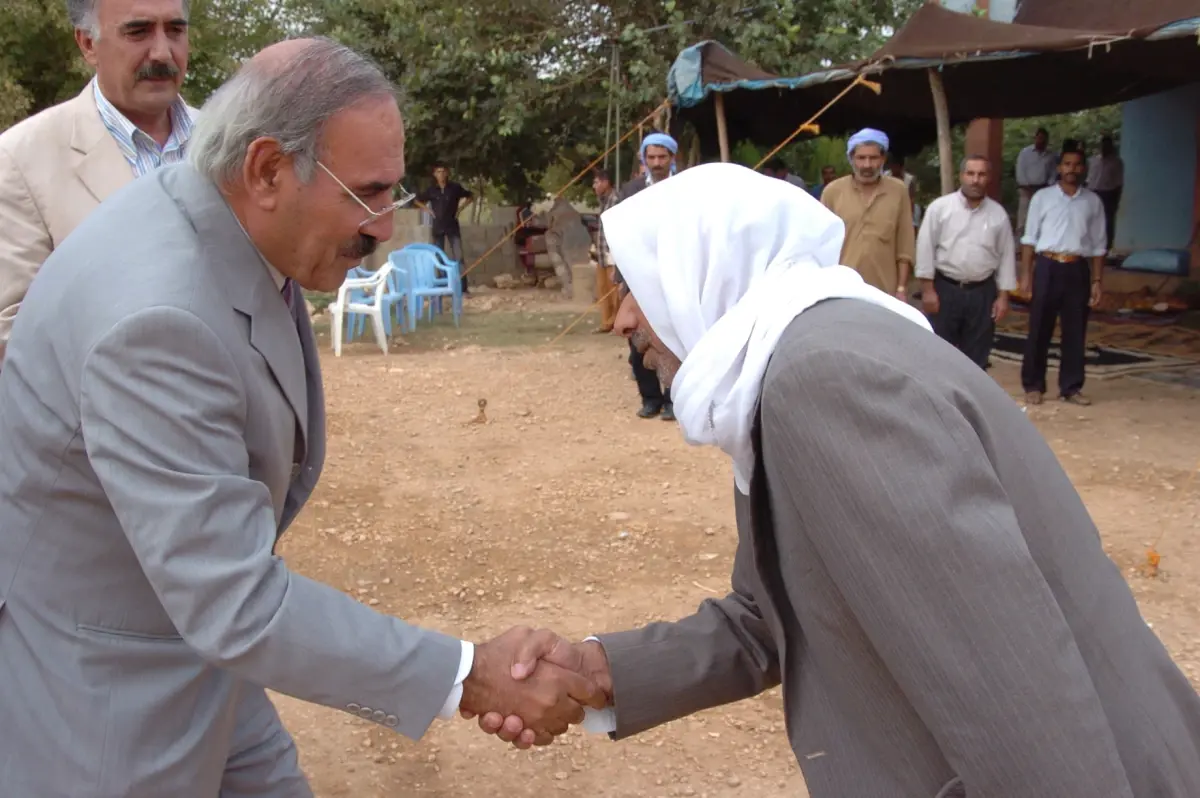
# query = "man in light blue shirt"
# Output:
<box><xmin>1018</xmin><ymin>148</ymin><xmax>1107</xmax><ymax>407</ymax></box>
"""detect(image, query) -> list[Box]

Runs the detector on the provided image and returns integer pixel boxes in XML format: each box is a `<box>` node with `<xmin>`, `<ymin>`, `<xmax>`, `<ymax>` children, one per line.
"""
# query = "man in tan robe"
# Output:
<box><xmin>821</xmin><ymin>128</ymin><xmax>915</xmax><ymax>299</ymax></box>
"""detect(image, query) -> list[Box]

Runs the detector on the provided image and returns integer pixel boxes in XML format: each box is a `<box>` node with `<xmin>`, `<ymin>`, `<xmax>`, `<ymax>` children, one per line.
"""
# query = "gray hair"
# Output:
<box><xmin>67</xmin><ymin>0</ymin><xmax>192</xmax><ymax>38</ymax></box>
<box><xmin>960</xmin><ymin>154</ymin><xmax>991</xmax><ymax>172</ymax></box>
<box><xmin>188</xmin><ymin>37</ymin><xmax>397</xmax><ymax>185</ymax></box>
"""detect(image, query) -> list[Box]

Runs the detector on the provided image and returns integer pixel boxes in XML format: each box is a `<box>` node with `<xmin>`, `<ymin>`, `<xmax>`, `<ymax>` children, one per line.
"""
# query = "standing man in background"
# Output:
<box><xmin>763</xmin><ymin>158</ymin><xmax>806</xmax><ymax>190</ymax></box>
<box><xmin>1020</xmin><ymin>148</ymin><xmax>1107</xmax><ymax>407</ymax></box>
<box><xmin>812</xmin><ymin>164</ymin><xmax>837</xmax><ymax>200</ymax></box>
<box><xmin>821</xmin><ymin>128</ymin><xmax>915</xmax><ymax>298</ymax></box>
<box><xmin>0</xmin><ymin>0</ymin><xmax>196</xmax><ymax>369</ymax></box>
<box><xmin>1087</xmin><ymin>135</ymin><xmax>1124</xmax><ymax>253</ymax></box>
<box><xmin>916</xmin><ymin>155</ymin><xmax>1016</xmax><ymax>369</ymax></box>
<box><xmin>591</xmin><ymin>169</ymin><xmax>621</xmax><ymax>332</ymax></box>
<box><xmin>415</xmin><ymin>161</ymin><xmax>474</xmax><ymax>293</ymax></box>
<box><xmin>615</xmin><ymin>132</ymin><xmax>677</xmax><ymax>420</ymax></box>
<box><xmin>1015</xmin><ymin>127</ymin><xmax>1056</xmax><ymax>236</ymax></box>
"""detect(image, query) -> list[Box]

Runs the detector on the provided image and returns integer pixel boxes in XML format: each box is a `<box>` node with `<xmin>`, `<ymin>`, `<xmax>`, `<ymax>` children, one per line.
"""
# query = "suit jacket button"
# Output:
<box><xmin>291</xmin><ymin>464</ymin><xmax>302</xmax><ymax>479</ymax></box>
<box><xmin>347</xmin><ymin>703</ymin><xmax>361</xmax><ymax>712</ymax></box>
<box><xmin>358</xmin><ymin>707</ymin><xmax>373</xmax><ymax>719</ymax></box>
<box><xmin>384</xmin><ymin>715</ymin><xmax>398</xmax><ymax>727</ymax></box>
<box><xmin>372</xmin><ymin>710</ymin><xmax>385</xmax><ymax>722</ymax></box>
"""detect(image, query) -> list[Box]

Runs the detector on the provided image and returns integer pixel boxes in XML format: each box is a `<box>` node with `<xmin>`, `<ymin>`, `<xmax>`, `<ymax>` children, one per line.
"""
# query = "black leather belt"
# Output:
<box><xmin>935</xmin><ymin>271</ymin><xmax>992</xmax><ymax>290</ymax></box>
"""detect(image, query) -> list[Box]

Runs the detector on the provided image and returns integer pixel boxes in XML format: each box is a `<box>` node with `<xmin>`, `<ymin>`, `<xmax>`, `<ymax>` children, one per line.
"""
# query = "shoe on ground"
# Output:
<box><xmin>661</xmin><ymin>403</ymin><xmax>675</xmax><ymax>422</ymax></box>
<box><xmin>1024</xmin><ymin>391</ymin><xmax>1044</xmax><ymax>406</ymax></box>
<box><xmin>637</xmin><ymin>402</ymin><xmax>662</xmax><ymax>419</ymax></box>
<box><xmin>1060</xmin><ymin>393</ymin><xmax>1093</xmax><ymax>406</ymax></box>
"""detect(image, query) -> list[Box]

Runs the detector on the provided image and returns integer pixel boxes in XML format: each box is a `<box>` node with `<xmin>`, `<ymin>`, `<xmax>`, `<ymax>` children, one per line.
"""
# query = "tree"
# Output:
<box><xmin>0</xmin><ymin>0</ymin><xmax>86</xmax><ymax>131</ymax></box>
<box><xmin>308</xmin><ymin>0</ymin><xmax>918</xmax><ymax>200</ymax></box>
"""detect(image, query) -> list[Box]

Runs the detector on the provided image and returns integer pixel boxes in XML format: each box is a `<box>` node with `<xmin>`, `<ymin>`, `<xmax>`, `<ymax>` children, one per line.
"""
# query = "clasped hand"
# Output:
<box><xmin>459</xmin><ymin>626</ymin><xmax>612</xmax><ymax>749</ymax></box>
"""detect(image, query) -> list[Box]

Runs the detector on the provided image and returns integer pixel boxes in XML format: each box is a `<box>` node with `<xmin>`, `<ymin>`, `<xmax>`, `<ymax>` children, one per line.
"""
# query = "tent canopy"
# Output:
<box><xmin>669</xmin><ymin>1</ymin><xmax>1200</xmax><ymax>158</ymax></box>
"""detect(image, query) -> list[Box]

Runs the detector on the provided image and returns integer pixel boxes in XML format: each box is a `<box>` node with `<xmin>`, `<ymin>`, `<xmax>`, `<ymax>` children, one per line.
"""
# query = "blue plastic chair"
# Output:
<box><xmin>392</xmin><ymin>246</ymin><xmax>462</xmax><ymax>330</ymax></box>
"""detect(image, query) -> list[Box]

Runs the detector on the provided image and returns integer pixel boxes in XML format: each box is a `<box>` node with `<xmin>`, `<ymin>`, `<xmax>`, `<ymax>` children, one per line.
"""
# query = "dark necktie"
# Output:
<box><xmin>281</xmin><ymin>278</ymin><xmax>293</xmax><ymax>309</ymax></box>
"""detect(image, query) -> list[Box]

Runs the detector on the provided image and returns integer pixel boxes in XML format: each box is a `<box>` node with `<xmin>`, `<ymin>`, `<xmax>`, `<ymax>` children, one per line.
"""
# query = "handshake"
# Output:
<box><xmin>459</xmin><ymin>626</ymin><xmax>612</xmax><ymax>748</ymax></box>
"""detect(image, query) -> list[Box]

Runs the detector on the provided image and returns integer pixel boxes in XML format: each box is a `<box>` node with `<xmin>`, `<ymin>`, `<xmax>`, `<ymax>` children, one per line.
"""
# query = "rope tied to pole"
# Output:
<box><xmin>459</xmin><ymin>98</ymin><xmax>671</xmax><ymax>280</ymax></box>
<box><xmin>753</xmin><ymin>73</ymin><xmax>882</xmax><ymax>171</ymax></box>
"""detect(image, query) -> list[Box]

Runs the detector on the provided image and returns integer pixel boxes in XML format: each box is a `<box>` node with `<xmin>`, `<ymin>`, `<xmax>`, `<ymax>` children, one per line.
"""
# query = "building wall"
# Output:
<box><xmin>1116</xmin><ymin>84</ymin><xmax>1200</xmax><ymax>260</ymax></box>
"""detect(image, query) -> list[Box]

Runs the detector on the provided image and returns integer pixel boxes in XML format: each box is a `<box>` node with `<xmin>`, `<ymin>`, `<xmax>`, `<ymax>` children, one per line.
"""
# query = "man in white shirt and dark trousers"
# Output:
<box><xmin>916</xmin><ymin>155</ymin><xmax>1016</xmax><ymax>369</ymax></box>
<box><xmin>1015</xmin><ymin>127</ymin><xmax>1056</xmax><ymax>236</ymax></box>
<box><xmin>1020</xmin><ymin>148</ymin><xmax>1107</xmax><ymax>407</ymax></box>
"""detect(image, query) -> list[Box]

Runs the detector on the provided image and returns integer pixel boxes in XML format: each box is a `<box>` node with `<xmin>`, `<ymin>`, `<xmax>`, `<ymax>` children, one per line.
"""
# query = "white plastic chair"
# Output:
<box><xmin>331</xmin><ymin>263</ymin><xmax>393</xmax><ymax>356</ymax></box>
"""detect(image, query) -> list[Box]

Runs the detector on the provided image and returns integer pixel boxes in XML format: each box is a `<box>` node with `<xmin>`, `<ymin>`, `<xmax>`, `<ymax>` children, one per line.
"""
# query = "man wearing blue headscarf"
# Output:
<box><xmin>609</xmin><ymin>131</ymin><xmax>678</xmax><ymax>420</ymax></box>
<box><xmin>821</xmin><ymin>128</ymin><xmax>916</xmax><ymax>298</ymax></box>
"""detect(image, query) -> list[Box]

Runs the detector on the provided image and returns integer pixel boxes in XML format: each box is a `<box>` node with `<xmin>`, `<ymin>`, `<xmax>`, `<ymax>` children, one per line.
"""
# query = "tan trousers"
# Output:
<box><xmin>595</xmin><ymin>264</ymin><xmax>619</xmax><ymax>330</ymax></box>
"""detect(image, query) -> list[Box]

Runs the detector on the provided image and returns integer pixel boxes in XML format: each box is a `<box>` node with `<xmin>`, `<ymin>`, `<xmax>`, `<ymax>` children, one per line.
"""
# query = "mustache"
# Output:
<box><xmin>340</xmin><ymin>234</ymin><xmax>378</xmax><ymax>260</ymax></box>
<box><xmin>137</xmin><ymin>61</ymin><xmax>180</xmax><ymax>81</ymax></box>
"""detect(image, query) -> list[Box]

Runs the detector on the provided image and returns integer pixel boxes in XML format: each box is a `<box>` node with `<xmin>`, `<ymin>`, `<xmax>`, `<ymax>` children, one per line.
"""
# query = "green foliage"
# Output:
<box><xmin>306</xmin><ymin>0</ymin><xmax>923</xmax><ymax>201</ymax></box>
<box><xmin>0</xmin><ymin>0</ymin><xmax>86</xmax><ymax>130</ymax></box>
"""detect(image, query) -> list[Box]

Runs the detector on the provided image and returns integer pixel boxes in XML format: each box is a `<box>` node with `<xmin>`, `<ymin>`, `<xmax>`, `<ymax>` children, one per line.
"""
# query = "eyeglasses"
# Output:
<box><xmin>317</xmin><ymin>160</ymin><xmax>416</xmax><ymax>229</ymax></box>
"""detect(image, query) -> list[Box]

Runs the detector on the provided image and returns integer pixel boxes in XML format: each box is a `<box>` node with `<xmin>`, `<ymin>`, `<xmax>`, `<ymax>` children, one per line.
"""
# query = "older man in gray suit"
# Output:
<box><xmin>477</xmin><ymin>164</ymin><xmax>1200</xmax><ymax>795</ymax></box>
<box><xmin>0</xmin><ymin>38</ymin><xmax>601</xmax><ymax>797</ymax></box>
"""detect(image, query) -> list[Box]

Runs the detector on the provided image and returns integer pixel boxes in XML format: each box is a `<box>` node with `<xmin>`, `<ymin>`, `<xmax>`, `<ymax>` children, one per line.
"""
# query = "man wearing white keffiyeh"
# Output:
<box><xmin>469</xmin><ymin>162</ymin><xmax>1200</xmax><ymax>798</ymax></box>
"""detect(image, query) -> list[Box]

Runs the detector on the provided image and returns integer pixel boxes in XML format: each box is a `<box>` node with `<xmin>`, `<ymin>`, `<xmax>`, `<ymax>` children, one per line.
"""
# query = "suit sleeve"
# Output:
<box><xmin>597</xmin><ymin>506</ymin><xmax>781</xmax><ymax>739</ymax></box>
<box><xmin>79</xmin><ymin>307</ymin><xmax>462</xmax><ymax>740</ymax></box>
<box><xmin>760</xmin><ymin>347</ymin><xmax>1132</xmax><ymax>795</ymax></box>
<box><xmin>0</xmin><ymin>146</ymin><xmax>53</xmax><ymax>367</ymax></box>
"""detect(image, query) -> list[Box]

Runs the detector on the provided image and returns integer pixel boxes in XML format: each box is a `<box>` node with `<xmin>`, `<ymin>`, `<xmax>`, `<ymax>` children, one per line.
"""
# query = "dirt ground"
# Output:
<box><xmin>275</xmin><ymin>289</ymin><xmax>1200</xmax><ymax>797</ymax></box>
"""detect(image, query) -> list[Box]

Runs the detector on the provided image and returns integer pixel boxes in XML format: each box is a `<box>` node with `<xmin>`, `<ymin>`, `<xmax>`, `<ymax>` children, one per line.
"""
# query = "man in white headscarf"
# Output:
<box><xmin>468</xmin><ymin>163</ymin><xmax>1200</xmax><ymax>797</ymax></box>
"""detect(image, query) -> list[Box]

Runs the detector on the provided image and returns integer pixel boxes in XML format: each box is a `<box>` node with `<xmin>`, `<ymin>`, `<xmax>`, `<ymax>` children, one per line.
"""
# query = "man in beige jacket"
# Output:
<box><xmin>0</xmin><ymin>0</ymin><xmax>195</xmax><ymax>367</ymax></box>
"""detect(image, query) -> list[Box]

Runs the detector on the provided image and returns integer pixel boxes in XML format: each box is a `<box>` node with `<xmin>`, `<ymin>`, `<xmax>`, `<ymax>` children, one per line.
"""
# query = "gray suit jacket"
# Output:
<box><xmin>0</xmin><ymin>164</ymin><xmax>461</xmax><ymax>796</ymax></box>
<box><xmin>599</xmin><ymin>299</ymin><xmax>1200</xmax><ymax>797</ymax></box>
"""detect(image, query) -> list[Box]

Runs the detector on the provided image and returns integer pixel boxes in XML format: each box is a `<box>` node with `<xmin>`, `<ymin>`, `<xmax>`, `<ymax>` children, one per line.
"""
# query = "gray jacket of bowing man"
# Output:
<box><xmin>597</xmin><ymin>301</ymin><xmax>1200</xmax><ymax>797</ymax></box>
<box><xmin>0</xmin><ymin>43</ymin><xmax>472</xmax><ymax>797</ymax></box>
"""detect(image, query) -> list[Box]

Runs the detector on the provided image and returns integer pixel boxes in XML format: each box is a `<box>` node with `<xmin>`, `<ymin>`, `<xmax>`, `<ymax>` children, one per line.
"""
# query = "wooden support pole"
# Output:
<box><xmin>715</xmin><ymin>93</ymin><xmax>731</xmax><ymax>163</ymax></box>
<box><xmin>927</xmin><ymin>68</ymin><xmax>954</xmax><ymax>195</ymax></box>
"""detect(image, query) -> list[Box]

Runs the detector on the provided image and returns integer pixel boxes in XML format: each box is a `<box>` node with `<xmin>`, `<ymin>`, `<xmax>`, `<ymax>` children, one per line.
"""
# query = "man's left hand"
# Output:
<box><xmin>1089</xmin><ymin>281</ymin><xmax>1103</xmax><ymax>308</ymax></box>
<box><xmin>992</xmin><ymin>294</ymin><xmax>1010</xmax><ymax>322</ymax></box>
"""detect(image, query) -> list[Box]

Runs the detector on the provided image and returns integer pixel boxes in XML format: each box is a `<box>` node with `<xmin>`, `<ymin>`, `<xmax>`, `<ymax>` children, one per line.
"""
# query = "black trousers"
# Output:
<box><xmin>1021</xmin><ymin>256</ymin><xmax>1091</xmax><ymax>397</ymax></box>
<box><xmin>628</xmin><ymin>339</ymin><xmax>669</xmax><ymax>407</ymax></box>
<box><xmin>929</xmin><ymin>273</ymin><xmax>997</xmax><ymax>369</ymax></box>
<box><xmin>1095</xmin><ymin>187</ymin><xmax>1121</xmax><ymax>252</ymax></box>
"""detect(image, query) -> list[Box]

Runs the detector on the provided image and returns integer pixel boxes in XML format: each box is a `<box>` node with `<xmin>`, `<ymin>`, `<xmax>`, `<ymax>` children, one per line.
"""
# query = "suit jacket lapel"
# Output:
<box><xmin>69</xmin><ymin>87</ymin><xmax>133</xmax><ymax>204</ymax></box>
<box><xmin>254</xmin><ymin>282</ymin><xmax>309</xmax><ymax>447</ymax></box>
<box><xmin>158</xmin><ymin>165</ymin><xmax>309</xmax><ymax>450</ymax></box>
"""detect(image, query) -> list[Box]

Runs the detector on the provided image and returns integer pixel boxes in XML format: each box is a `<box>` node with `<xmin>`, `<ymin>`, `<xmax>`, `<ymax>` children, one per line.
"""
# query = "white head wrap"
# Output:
<box><xmin>601</xmin><ymin>163</ymin><xmax>932</xmax><ymax>493</ymax></box>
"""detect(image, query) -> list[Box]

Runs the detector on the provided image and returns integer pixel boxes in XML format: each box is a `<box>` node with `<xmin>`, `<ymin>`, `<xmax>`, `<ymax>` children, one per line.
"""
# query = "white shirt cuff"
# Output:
<box><xmin>580</xmin><ymin>636</ymin><xmax>617</xmax><ymax>735</ymax></box>
<box><xmin>437</xmin><ymin>640</ymin><xmax>475</xmax><ymax>720</ymax></box>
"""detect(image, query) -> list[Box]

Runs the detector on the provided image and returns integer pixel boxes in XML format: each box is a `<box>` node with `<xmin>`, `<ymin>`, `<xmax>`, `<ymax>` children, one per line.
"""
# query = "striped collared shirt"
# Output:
<box><xmin>92</xmin><ymin>78</ymin><xmax>194</xmax><ymax>177</ymax></box>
